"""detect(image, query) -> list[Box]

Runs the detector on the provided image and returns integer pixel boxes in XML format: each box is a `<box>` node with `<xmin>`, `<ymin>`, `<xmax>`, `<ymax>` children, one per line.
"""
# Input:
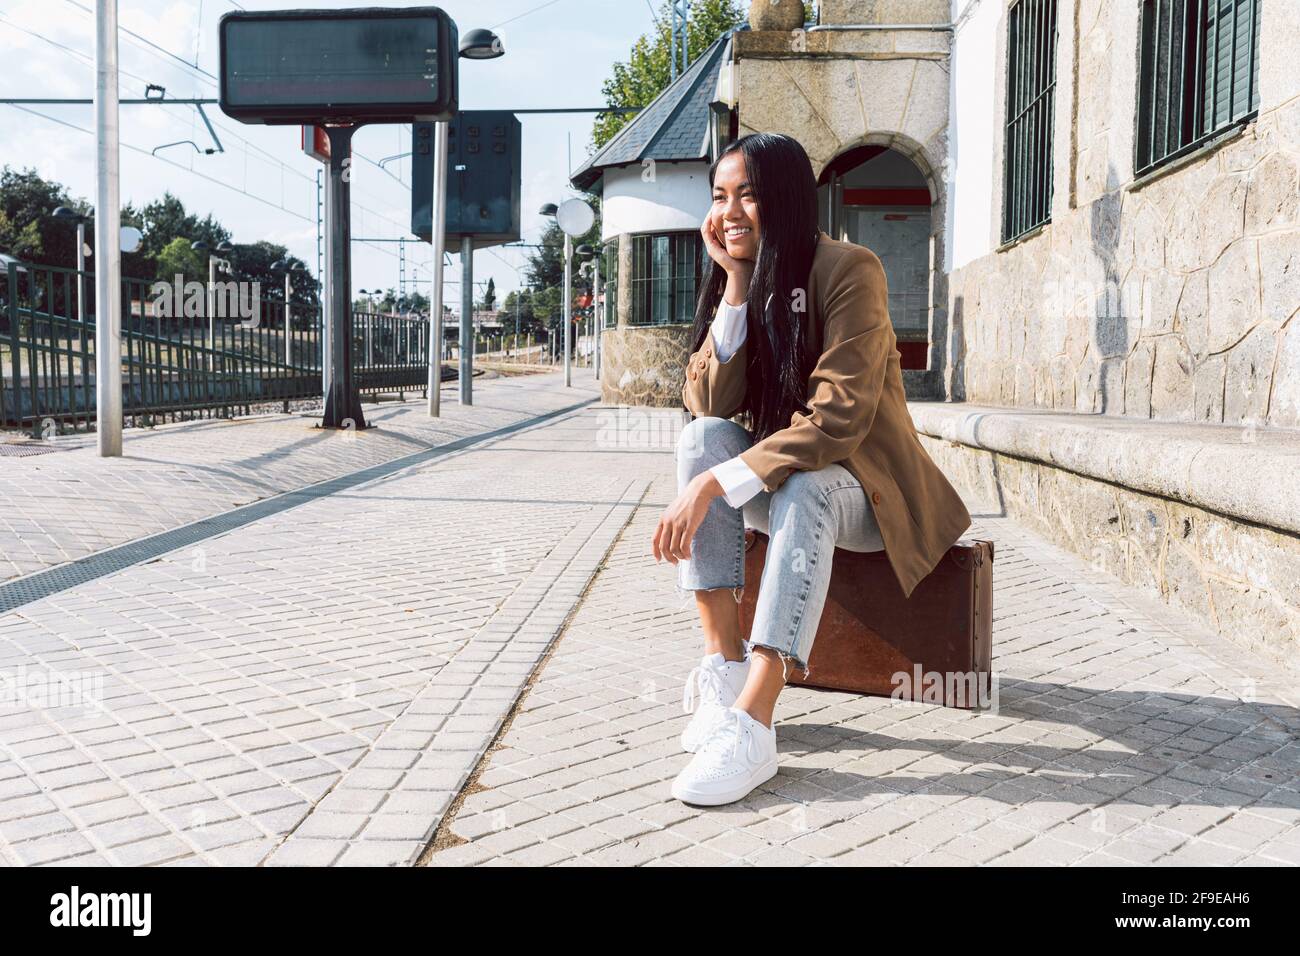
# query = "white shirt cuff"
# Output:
<box><xmin>708</xmin><ymin>298</ymin><xmax>748</xmax><ymax>363</ymax></box>
<box><xmin>709</xmin><ymin>455</ymin><xmax>765</xmax><ymax>508</ymax></box>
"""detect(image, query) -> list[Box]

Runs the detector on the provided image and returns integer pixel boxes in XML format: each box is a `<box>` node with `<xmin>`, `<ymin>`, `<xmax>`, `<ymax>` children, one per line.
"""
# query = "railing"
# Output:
<box><xmin>1</xmin><ymin>259</ymin><xmax>433</xmax><ymax>435</ymax></box>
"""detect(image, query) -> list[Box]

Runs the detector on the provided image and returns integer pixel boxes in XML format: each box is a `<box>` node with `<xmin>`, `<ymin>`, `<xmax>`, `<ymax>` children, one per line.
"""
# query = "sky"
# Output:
<box><xmin>0</xmin><ymin>0</ymin><xmax>662</xmax><ymax>301</ymax></box>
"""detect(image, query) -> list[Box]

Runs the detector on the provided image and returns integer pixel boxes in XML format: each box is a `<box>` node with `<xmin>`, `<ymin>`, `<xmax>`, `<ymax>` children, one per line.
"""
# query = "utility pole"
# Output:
<box><xmin>670</xmin><ymin>1</ymin><xmax>690</xmax><ymax>81</ymax></box>
<box><xmin>95</xmin><ymin>0</ymin><xmax>122</xmax><ymax>456</ymax></box>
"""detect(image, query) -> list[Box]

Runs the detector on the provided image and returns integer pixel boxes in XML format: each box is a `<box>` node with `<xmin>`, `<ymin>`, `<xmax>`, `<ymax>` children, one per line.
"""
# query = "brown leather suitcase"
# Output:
<box><xmin>738</xmin><ymin>529</ymin><xmax>994</xmax><ymax>709</ymax></box>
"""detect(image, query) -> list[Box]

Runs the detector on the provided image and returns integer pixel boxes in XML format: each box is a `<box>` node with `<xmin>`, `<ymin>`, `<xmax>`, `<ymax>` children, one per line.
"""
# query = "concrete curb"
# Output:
<box><xmin>908</xmin><ymin>401</ymin><xmax>1300</xmax><ymax>535</ymax></box>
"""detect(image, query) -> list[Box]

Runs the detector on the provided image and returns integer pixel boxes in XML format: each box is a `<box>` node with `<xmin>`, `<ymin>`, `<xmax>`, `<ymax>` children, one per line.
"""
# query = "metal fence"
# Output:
<box><xmin>1</xmin><ymin>258</ymin><xmax>432</xmax><ymax>435</ymax></box>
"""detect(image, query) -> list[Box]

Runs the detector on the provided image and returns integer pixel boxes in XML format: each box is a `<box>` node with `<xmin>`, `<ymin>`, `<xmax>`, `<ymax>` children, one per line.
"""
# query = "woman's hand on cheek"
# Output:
<box><xmin>652</xmin><ymin>472</ymin><xmax>724</xmax><ymax>564</ymax></box>
<box><xmin>700</xmin><ymin>218</ymin><xmax>752</xmax><ymax>279</ymax></box>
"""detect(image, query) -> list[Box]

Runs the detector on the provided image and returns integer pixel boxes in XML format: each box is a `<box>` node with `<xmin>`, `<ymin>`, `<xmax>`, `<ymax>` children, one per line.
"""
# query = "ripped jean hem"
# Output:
<box><xmin>746</xmin><ymin>640</ymin><xmax>809</xmax><ymax>680</ymax></box>
<box><xmin>673</xmin><ymin>580</ymin><xmax>745</xmax><ymax>605</ymax></box>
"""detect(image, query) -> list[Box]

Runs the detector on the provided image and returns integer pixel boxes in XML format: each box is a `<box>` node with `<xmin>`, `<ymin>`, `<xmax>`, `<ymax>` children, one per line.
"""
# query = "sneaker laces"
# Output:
<box><xmin>682</xmin><ymin>663</ymin><xmax>728</xmax><ymax>714</ymax></box>
<box><xmin>697</xmin><ymin>708</ymin><xmax>746</xmax><ymax>765</ymax></box>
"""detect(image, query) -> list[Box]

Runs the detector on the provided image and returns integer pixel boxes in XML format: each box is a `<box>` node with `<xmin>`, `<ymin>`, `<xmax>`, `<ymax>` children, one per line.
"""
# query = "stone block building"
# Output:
<box><xmin>578</xmin><ymin>0</ymin><xmax>1300</xmax><ymax>670</ymax></box>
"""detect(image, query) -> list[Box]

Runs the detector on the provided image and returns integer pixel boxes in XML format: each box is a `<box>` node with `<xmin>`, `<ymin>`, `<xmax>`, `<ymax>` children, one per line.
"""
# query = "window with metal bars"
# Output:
<box><xmin>1136</xmin><ymin>0</ymin><xmax>1260</xmax><ymax>176</ymax></box>
<box><xmin>1002</xmin><ymin>0</ymin><xmax>1059</xmax><ymax>244</ymax></box>
<box><xmin>601</xmin><ymin>238</ymin><xmax>618</xmax><ymax>329</ymax></box>
<box><xmin>627</xmin><ymin>232</ymin><xmax>702</xmax><ymax>326</ymax></box>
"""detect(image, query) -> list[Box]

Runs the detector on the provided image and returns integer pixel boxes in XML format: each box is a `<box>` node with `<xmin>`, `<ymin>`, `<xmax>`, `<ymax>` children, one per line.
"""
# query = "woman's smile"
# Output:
<box><xmin>710</xmin><ymin>150</ymin><xmax>761</xmax><ymax>260</ymax></box>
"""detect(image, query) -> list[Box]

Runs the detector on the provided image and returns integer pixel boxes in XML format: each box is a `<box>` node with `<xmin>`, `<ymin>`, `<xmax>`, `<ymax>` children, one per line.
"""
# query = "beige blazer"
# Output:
<box><xmin>682</xmin><ymin>231</ymin><xmax>972</xmax><ymax>599</ymax></box>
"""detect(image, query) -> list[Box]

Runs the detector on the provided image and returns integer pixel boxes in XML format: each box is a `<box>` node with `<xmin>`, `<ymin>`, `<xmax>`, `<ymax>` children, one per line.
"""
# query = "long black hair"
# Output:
<box><xmin>688</xmin><ymin>132</ymin><xmax>820</xmax><ymax>442</ymax></box>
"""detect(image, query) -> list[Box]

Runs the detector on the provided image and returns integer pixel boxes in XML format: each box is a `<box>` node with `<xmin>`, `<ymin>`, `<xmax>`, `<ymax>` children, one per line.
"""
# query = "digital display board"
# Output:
<box><xmin>412</xmin><ymin>112</ymin><xmax>521</xmax><ymax>249</ymax></box>
<box><xmin>219</xmin><ymin>7</ymin><xmax>458</xmax><ymax>125</ymax></box>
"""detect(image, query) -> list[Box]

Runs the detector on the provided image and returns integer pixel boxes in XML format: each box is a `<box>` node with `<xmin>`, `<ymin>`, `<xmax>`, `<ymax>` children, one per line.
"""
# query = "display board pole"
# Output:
<box><xmin>427</xmin><ymin>121</ymin><xmax>448</xmax><ymax>417</ymax></box>
<box><xmin>459</xmin><ymin>235</ymin><xmax>473</xmax><ymax>405</ymax></box>
<box><xmin>321</xmin><ymin>125</ymin><xmax>367</xmax><ymax>430</ymax></box>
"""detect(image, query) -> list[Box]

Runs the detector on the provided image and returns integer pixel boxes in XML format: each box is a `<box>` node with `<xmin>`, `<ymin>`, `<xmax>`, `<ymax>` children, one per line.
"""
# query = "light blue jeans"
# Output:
<box><xmin>674</xmin><ymin>415</ymin><xmax>885</xmax><ymax>674</ymax></box>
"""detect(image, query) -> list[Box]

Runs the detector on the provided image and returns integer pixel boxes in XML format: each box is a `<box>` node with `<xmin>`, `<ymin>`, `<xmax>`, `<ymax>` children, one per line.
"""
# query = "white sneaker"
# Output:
<box><xmin>670</xmin><ymin>706</ymin><xmax>778</xmax><ymax>806</ymax></box>
<box><xmin>680</xmin><ymin>644</ymin><xmax>751</xmax><ymax>753</ymax></box>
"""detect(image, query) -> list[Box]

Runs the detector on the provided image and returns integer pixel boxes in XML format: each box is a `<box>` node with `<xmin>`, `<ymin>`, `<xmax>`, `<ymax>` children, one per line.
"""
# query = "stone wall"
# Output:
<box><xmin>920</xmin><ymin>431</ymin><xmax>1300</xmax><ymax>671</ymax></box>
<box><xmin>733</xmin><ymin>29</ymin><xmax>950</xmax><ymax>184</ymax></box>
<box><xmin>733</xmin><ymin>25</ymin><xmax>953</xmax><ymax>396</ymax></box>
<box><xmin>599</xmin><ymin>325</ymin><xmax>695</xmax><ymax>407</ymax></box>
<box><xmin>949</xmin><ymin>0</ymin><xmax>1300</xmax><ymax>427</ymax></box>
<box><xmin>819</xmin><ymin>0</ymin><xmax>950</xmax><ymax>26</ymax></box>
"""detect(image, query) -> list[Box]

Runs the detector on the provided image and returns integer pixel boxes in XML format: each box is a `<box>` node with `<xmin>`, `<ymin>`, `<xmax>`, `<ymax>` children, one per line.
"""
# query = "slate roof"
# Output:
<box><xmin>569</xmin><ymin>28</ymin><xmax>739</xmax><ymax>192</ymax></box>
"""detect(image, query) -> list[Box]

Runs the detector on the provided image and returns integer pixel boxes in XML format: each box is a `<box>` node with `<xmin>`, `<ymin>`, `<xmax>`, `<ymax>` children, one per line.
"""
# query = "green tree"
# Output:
<box><xmin>500</xmin><ymin>289</ymin><xmax>531</xmax><ymax>329</ymax></box>
<box><xmin>524</xmin><ymin>216</ymin><xmax>603</xmax><ymax>343</ymax></box>
<box><xmin>233</xmin><ymin>240</ymin><xmax>313</xmax><ymax>308</ymax></box>
<box><xmin>132</xmin><ymin>192</ymin><xmax>230</xmax><ymax>282</ymax></box>
<box><xmin>526</xmin><ymin>221</ymin><xmax>567</xmax><ymax>290</ymax></box>
<box><xmin>592</xmin><ymin>0</ymin><xmax>746</xmax><ymax>149</ymax></box>
<box><xmin>0</xmin><ymin>166</ymin><xmax>87</xmax><ymax>268</ymax></box>
<box><xmin>155</xmin><ymin>236</ymin><xmax>207</xmax><ymax>286</ymax></box>
<box><xmin>480</xmin><ymin>276</ymin><xmax>496</xmax><ymax>312</ymax></box>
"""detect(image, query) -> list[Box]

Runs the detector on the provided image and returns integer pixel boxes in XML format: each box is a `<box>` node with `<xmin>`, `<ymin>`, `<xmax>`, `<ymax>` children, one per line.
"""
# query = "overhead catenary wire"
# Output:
<box><xmin>4</xmin><ymin>7</ymin><xmax>556</xmax><ymax>292</ymax></box>
<box><xmin>0</xmin><ymin>52</ymin><xmax>418</xmax><ymax>257</ymax></box>
<box><xmin>490</xmin><ymin>0</ymin><xmax>566</xmax><ymax>30</ymax></box>
<box><xmin>54</xmin><ymin>2</ymin><xmax>417</xmax><ymax>199</ymax></box>
<box><xmin>6</xmin><ymin>103</ymin><xmax>435</xmax><ymax>272</ymax></box>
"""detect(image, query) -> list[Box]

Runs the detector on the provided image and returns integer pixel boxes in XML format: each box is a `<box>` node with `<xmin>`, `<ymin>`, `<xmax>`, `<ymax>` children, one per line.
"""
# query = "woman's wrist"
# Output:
<box><xmin>722</xmin><ymin>266</ymin><xmax>752</xmax><ymax>307</ymax></box>
<box><xmin>691</xmin><ymin>471</ymin><xmax>723</xmax><ymax>500</ymax></box>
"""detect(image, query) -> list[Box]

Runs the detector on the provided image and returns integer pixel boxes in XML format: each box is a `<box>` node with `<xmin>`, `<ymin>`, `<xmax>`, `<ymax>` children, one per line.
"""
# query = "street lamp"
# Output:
<box><xmin>541</xmin><ymin>199</ymin><xmax>595</xmax><ymax>387</ymax></box>
<box><xmin>191</xmin><ymin>238</ymin><xmax>234</xmax><ymax>370</ymax></box>
<box><xmin>270</xmin><ymin>259</ymin><xmax>304</xmax><ymax>365</ymax></box>
<box><xmin>460</xmin><ymin>28</ymin><xmax>505</xmax><ymax>59</ymax></box>
<box><xmin>357</xmin><ymin>288</ymin><xmax>376</xmax><ymax>368</ymax></box>
<box><xmin>52</xmin><ymin>207</ymin><xmax>92</xmax><ymax>342</ymax></box>
<box><xmin>425</xmin><ymin>26</ymin><xmax>507</xmax><ymax>417</ymax></box>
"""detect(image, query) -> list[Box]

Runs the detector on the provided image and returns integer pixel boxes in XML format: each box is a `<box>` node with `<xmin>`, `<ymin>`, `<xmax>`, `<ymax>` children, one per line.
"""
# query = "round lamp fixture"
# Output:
<box><xmin>460</xmin><ymin>28</ymin><xmax>504</xmax><ymax>60</ymax></box>
<box><xmin>119</xmin><ymin>226</ymin><xmax>142</xmax><ymax>254</ymax></box>
<box><xmin>555</xmin><ymin>199</ymin><xmax>594</xmax><ymax>238</ymax></box>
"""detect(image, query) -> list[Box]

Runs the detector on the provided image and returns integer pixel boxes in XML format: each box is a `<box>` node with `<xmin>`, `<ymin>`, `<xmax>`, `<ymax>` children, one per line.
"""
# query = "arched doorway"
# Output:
<box><xmin>818</xmin><ymin>146</ymin><xmax>934</xmax><ymax>372</ymax></box>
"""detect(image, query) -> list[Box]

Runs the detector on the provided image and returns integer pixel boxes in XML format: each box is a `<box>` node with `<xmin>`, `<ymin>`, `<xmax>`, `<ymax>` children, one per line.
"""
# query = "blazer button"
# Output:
<box><xmin>871</xmin><ymin>491</ymin><xmax>882</xmax><ymax>505</ymax></box>
<box><xmin>705</xmin><ymin>347</ymin><xmax>713</xmax><ymax>358</ymax></box>
<box><xmin>696</xmin><ymin>358</ymin><xmax>707</xmax><ymax>369</ymax></box>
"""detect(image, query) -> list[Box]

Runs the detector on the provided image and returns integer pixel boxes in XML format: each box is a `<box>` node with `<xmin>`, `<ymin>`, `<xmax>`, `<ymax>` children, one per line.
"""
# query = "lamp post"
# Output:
<box><xmin>51</xmin><ymin>207</ymin><xmax>91</xmax><ymax>343</ymax></box>
<box><xmin>270</xmin><ymin>259</ymin><xmax>304</xmax><ymax>365</ymax></box>
<box><xmin>425</xmin><ymin>25</ymin><xmax>505</xmax><ymax>416</ymax></box>
<box><xmin>357</xmin><ymin>287</ymin><xmax>372</xmax><ymax>372</ymax></box>
<box><xmin>541</xmin><ymin>199</ymin><xmax>595</xmax><ymax>388</ymax></box>
<box><xmin>190</xmin><ymin>239</ymin><xmax>233</xmax><ymax>371</ymax></box>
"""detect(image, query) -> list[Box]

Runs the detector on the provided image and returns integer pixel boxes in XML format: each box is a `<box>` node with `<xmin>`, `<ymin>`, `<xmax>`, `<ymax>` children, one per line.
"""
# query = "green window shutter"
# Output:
<box><xmin>1138</xmin><ymin>0</ymin><xmax>1258</xmax><ymax>175</ymax></box>
<box><xmin>1001</xmin><ymin>0</ymin><xmax>1059</xmax><ymax>244</ymax></box>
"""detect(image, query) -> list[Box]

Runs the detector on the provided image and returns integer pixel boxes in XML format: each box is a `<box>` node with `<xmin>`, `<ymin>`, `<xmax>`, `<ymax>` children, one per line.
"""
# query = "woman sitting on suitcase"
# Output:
<box><xmin>652</xmin><ymin>132</ymin><xmax>972</xmax><ymax>806</ymax></box>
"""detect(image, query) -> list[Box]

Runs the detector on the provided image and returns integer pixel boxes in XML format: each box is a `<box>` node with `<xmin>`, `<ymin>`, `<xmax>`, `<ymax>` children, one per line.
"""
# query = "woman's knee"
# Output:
<box><xmin>771</xmin><ymin>466</ymin><xmax>857</xmax><ymax>505</ymax></box>
<box><xmin>768</xmin><ymin>469</ymin><xmax>825</xmax><ymax>513</ymax></box>
<box><xmin>676</xmin><ymin>415</ymin><xmax>746</xmax><ymax>467</ymax></box>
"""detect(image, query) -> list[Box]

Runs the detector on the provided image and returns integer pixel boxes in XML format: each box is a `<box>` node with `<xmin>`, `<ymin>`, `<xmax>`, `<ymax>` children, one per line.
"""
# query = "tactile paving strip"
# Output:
<box><xmin>0</xmin><ymin>397</ymin><xmax>594</xmax><ymax>614</ymax></box>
